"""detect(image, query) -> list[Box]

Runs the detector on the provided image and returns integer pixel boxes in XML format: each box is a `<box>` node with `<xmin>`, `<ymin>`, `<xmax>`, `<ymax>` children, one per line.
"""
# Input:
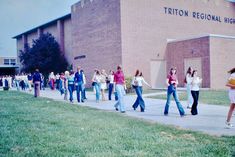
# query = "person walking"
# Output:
<box><xmin>225</xmin><ymin>67</ymin><xmax>235</xmax><ymax>128</ymax></box>
<box><xmin>164</xmin><ymin>67</ymin><xmax>185</xmax><ymax>117</ymax></box>
<box><xmin>55</xmin><ymin>73</ymin><xmax>60</xmax><ymax>90</ymax></box>
<box><xmin>15</xmin><ymin>74</ymin><xmax>20</xmax><ymax>91</ymax></box>
<box><xmin>74</xmin><ymin>66</ymin><xmax>85</xmax><ymax>103</ymax></box>
<box><xmin>49</xmin><ymin>72</ymin><xmax>55</xmax><ymax>90</ymax></box>
<box><xmin>67</xmin><ymin>71</ymin><xmax>75</xmax><ymax>103</ymax></box>
<box><xmin>59</xmin><ymin>73</ymin><xmax>65</xmax><ymax>95</ymax></box>
<box><xmin>100</xmin><ymin>69</ymin><xmax>107</xmax><ymax>101</ymax></box>
<box><xmin>185</xmin><ymin>67</ymin><xmax>193</xmax><ymax>109</ymax></box>
<box><xmin>81</xmin><ymin>69</ymin><xmax>87</xmax><ymax>100</ymax></box>
<box><xmin>92</xmin><ymin>69</ymin><xmax>101</xmax><ymax>103</ymax></box>
<box><xmin>40</xmin><ymin>73</ymin><xmax>45</xmax><ymax>90</ymax></box>
<box><xmin>190</xmin><ymin>70</ymin><xmax>202</xmax><ymax>115</ymax></box>
<box><xmin>108</xmin><ymin>70</ymin><xmax>115</xmax><ymax>100</ymax></box>
<box><xmin>114</xmin><ymin>65</ymin><xmax>126</xmax><ymax>113</ymax></box>
<box><xmin>64</xmin><ymin>71</ymin><xmax>70</xmax><ymax>101</ymax></box>
<box><xmin>33</xmin><ymin>69</ymin><xmax>42</xmax><ymax>97</ymax></box>
<box><xmin>132</xmin><ymin>70</ymin><xmax>151</xmax><ymax>112</ymax></box>
<box><xmin>27</xmin><ymin>73</ymin><xmax>33</xmax><ymax>91</ymax></box>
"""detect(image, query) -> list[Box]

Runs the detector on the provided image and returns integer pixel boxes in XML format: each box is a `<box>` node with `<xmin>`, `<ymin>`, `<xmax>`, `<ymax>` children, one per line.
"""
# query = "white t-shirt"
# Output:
<box><xmin>93</xmin><ymin>74</ymin><xmax>101</xmax><ymax>83</ymax></box>
<box><xmin>108</xmin><ymin>75</ymin><xmax>114</xmax><ymax>84</ymax></box>
<box><xmin>132</xmin><ymin>76</ymin><xmax>150</xmax><ymax>87</ymax></box>
<box><xmin>186</xmin><ymin>73</ymin><xmax>192</xmax><ymax>85</ymax></box>
<box><xmin>191</xmin><ymin>77</ymin><xmax>202</xmax><ymax>91</ymax></box>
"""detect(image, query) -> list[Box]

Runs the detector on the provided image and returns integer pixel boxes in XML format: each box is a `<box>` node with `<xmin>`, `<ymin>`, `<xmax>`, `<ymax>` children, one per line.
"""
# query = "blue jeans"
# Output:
<box><xmin>15</xmin><ymin>80</ymin><xmax>20</xmax><ymax>91</ymax></box>
<box><xmin>94</xmin><ymin>83</ymin><xmax>100</xmax><ymax>101</ymax></box>
<box><xmin>76</xmin><ymin>82</ymin><xmax>84</xmax><ymax>102</ymax></box>
<box><xmin>108</xmin><ymin>83</ymin><xmax>114</xmax><ymax>100</ymax></box>
<box><xmin>114</xmin><ymin>84</ymin><xmax>125</xmax><ymax>112</ymax></box>
<box><xmin>82</xmin><ymin>87</ymin><xmax>87</xmax><ymax>99</ymax></box>
<box><xmin>164</xmin><ymin>85</ymin><xmax>185</xmax><ymax>115</ymax></box>
<box><xmin>68</xmin><ymin>84</ymin><xmax>74</xmax><ymax>102</ymax></box>
<box><xmin>186</xmin><ymin>84</ymin><xmax>193</xmax><ymax>107</ymax></box>
<box><xmin>114</xmin><ymin>92</ymin><xmax>118</xmax><ymax>101</ymax></box>
<box><xmin>133</xmin><ymin>86</ymin><xmax>145</xmax><ymax>111</ymax></box>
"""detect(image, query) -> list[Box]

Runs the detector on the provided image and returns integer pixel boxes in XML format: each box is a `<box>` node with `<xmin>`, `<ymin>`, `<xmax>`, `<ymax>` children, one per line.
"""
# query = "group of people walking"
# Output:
<box><xmin>163</xmin><ymin>66</ymin><xmax>202</xmax><ymax>117</ymax></box>
<box><xmin>11</xmin><ymin>65</ymin><xmax>235</xmax><ymax>129</ymax></box>
<box><xmin>92</xmin><ymin>69</ymin><xmax>118</xmax><ymax>102</ymax></box>
<box><xmin>184</xmin><ymin>67</ymin><xmax>202</xmax><ymax>115</ymax></box>
<box><xmin>0</xmin><ymin>75</ymin><xmax>12</xmax><ymax>89</ymax></box>
<box><xmin>0</xmin><ymin>73</ymin><xmax>36</xmax><ymax>91</ymax></box>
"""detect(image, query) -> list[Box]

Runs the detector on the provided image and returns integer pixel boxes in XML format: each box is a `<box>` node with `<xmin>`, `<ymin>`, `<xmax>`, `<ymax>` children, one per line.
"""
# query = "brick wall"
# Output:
<box><xmin>71</xmin><ymin>0</ymin><xmax>122</xmax><ymax>86</ymax></box>
<box><xmin>166</xmin><ymin>37</ymin><xmax>210</xmax><ymax>87</ymax></box>
<box><xmin>120</xmin><ymin>0</ymin><xmax>235</xmax><ymax>88</ymax></box>
<box><xmin>210</xmin><ymin>37</ymin><xmax>235</xmax><ymax>89</ymax></box>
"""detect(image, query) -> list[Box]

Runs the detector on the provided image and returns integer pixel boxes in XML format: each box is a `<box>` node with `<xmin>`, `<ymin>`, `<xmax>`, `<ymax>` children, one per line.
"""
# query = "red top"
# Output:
<box><xmin>167</xmin><ymin>74</ymin><xmax>177</xmax><ymax>85</ymax></box>
<box><xmin>114</xmin><ymin>71</ymin><xmax>125</xmax><ymax>85</ymax></box>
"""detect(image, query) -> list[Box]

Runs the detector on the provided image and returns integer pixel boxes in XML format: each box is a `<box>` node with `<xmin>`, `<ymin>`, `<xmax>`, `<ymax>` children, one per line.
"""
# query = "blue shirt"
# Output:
<box><xmin>74</xmin><ymin>71</ymin><xmax>84</xmax><ymax>84</ymax></box>
<box><xmin>33</xmin><ymin>72</ymin><xmax>42</xmax><ymax>83</ymax></box>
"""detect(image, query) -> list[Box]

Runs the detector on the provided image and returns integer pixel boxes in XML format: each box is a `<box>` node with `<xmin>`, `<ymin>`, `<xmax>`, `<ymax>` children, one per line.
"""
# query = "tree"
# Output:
<box><xmin>19</xmin><ymin>33</ymin><xmax>68</xmax><ymax>75</ymax></box>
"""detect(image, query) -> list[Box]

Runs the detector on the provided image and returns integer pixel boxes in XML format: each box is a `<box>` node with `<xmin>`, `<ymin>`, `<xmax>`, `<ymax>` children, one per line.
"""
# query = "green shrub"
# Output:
<box><xmin>125</xmin><ymin>76</ymin><xmax>134</xmax><ymax>93</ymax></box>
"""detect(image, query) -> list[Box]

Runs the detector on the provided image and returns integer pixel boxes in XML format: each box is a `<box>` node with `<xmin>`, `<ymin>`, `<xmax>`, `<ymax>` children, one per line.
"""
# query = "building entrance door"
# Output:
<box><xmin>150</xmin><ymin>60</ymin><xmax>166</xmax><ymax>88</ymax></box>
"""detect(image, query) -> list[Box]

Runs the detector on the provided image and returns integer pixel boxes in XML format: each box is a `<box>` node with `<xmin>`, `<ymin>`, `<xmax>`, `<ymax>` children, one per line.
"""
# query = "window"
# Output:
<box><xmin>10</xmin><ymin>59</ymin><xmax>16</xmax><ymax>65</ymax></box>
<box><xmin>4</xmin><ymin>59</ymin><xmax>10</xmax><ymax>65</ymax></box>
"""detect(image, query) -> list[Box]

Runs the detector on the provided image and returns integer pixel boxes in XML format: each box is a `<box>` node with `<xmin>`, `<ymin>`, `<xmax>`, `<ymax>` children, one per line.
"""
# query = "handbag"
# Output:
<box><xmin>132</xmin><ymin>77</ymin><xmax>138</xmax><ymax>89</ymax></box>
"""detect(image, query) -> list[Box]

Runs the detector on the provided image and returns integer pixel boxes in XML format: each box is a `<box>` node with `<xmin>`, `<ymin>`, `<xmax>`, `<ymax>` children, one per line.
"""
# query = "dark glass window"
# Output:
<box><xmin>10</xmin><ymin>59</ymin><xmax>16</xmax><ymax>65</ymax></box>
<box><xmin>4</xmin><ymin>59</ymin><xmax>10</xmax><ymax>65</ymax></box>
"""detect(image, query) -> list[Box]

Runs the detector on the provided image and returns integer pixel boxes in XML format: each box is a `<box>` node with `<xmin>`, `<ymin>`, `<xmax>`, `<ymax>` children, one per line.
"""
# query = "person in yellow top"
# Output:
<box><xmin>225</xmin><ymin>67</ymin><xmax>235</xmax><ymax>128</ymax></box>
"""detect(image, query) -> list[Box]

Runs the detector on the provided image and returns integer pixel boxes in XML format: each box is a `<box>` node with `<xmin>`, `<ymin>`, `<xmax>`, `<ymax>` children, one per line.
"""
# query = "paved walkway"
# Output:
<box><xmin>22</xmin><ymin>88</ymin><xmax>234</xmax><ymax>136</ymax></box>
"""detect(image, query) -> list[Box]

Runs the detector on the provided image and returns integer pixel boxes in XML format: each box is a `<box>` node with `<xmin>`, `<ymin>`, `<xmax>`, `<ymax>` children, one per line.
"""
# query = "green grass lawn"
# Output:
<box><xmin>148</xmin><ymin>90</ymin><xmax>230</xmax><ymax>106</ymax></box>
<box><xmin>0</xmin><ymin>91</ymin><xmax>234</xmax><ymax>157</ymax></box>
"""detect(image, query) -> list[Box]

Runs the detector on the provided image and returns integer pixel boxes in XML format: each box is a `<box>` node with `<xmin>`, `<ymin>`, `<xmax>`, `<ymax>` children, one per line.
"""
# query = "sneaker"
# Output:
<box><xmin>225</xmin><ymin>121</ymin><xmax>233</xmax><ymax>129</ymax></box>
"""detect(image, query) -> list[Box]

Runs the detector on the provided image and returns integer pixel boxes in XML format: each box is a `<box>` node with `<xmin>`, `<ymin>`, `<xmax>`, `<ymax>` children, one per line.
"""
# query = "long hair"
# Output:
<box><xmin>169</xmin><ymin>67</ymin><xmax>177</xmax><ymax>75</ymax></box>
<box><xmin>117</xmin><ymin>65</ymin><xmax>122</xmax><ymax>70</ymax></box>
<box><xmin>186</xmin><ymin>67</ymin><xmax>192</xmax><ymax>75</ymax></box>
<box><xmin>110</xmin><ymin>70</ymin><xmax>114</xmax><ymax>75</ymax></box>
<box><xmin>135</xmin><ymin>70</ymin><xmax>140</xmax><ymax>77</ymax></box>
<box><xmin>228</xmin><ymin>68</ymin><xmax>235</xmax><ymax>74</ymax></box>
<box><xmin>96</xmin><ymin>70</ymin><xmax>100</xmax><ymax>75</ymax></box>
<box><xmin>192</xmin><ymin>70</ymin><xmax>197</xmax><ymax>77</ymax></box>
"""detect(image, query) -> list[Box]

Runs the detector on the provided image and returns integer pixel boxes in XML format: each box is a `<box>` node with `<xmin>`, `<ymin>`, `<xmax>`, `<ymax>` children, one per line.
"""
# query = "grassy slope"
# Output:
<box><xmin>0</xmin><ymin>91</ymin><xmax>234</xmax><ymax>157</ymax></box>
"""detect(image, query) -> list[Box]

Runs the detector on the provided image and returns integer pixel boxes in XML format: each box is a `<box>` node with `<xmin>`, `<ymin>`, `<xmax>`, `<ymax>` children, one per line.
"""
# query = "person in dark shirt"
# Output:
<box><xmin>27</xmin><ymin>73</ymin><xmax>33</xmax><ymax>91</ymax></box>
<box><xmin>74</xmin><ymin>66</ymin><xmax>85</xmax><ymax>103</ymax></box>
<box><xmin>33</xmin><ymin>69</ymin><xmax>42</xmax><ymax>97</ymax></box>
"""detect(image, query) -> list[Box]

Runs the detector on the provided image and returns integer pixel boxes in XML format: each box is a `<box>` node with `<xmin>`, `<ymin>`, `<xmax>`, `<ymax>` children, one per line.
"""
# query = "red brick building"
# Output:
<box><xmin>14</xmin><ymin>0</ymin><xmax>235</xmax><ymax>89</ymax></box>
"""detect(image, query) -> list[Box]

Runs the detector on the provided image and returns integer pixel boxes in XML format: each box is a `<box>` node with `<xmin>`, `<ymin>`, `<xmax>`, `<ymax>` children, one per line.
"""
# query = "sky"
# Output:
<box><xmin>0</xmin><ymin>0</ymin><xmax>79</xmax><ymax>57</ymax></box>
